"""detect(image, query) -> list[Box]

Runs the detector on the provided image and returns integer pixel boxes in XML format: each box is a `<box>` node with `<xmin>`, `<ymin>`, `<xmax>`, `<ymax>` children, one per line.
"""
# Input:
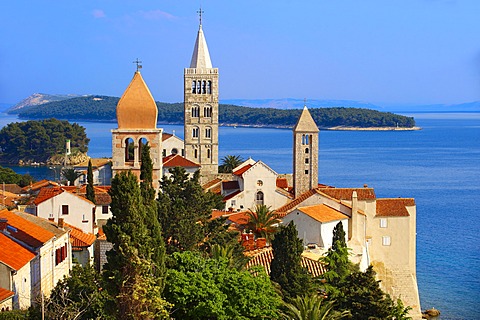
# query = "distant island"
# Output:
<box><xmin>8</xmin><ymin>93</ymin><xmax>417</xmax><ymax>129</ymax></box>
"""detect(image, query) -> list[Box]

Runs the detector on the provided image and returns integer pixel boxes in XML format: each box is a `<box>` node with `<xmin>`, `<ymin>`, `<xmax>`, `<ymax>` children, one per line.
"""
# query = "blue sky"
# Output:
<box><xmin>1</xmin><ymin>0</ymin><xmax>479</xmax><ymax>106</ymax></box>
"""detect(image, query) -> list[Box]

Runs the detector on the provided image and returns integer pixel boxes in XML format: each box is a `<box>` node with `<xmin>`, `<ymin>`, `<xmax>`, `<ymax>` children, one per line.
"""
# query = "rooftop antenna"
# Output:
<box><xmin>133</xmin><ymin>58</ymin><xmax>142</xmax><ymax>72</ymax></box>
<box><xmin>197</xmin><ymin>6</ymin><xmax>204</xmax><ymax>26</ymax></box>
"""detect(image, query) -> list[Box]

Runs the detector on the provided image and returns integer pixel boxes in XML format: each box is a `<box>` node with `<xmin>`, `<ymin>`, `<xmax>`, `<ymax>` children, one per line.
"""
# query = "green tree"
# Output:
<box><xmin>0</xmin><ymin>165</ymin><xmax>35</xmax><ymax>187</ymax></box>
<box><xmin>218</xmin><ymin>154</ymin><xmax>244</xmax><ymax>173</ymax></box>
<box><xmin>157</xmin><ymin>167</ymin><xmax>224</xmax><ymax>254</ymax></box>
<box><xmin>103</xmin><ymin>171</ymin><xmax>170</xmax><ymax>319</ymax></box>
<box><xmin>27</xmin><ymin>264</ymin><xmax>112</xmax><ymax>320</ymax></box>
<box><xmin>282</xmin><ymin>294</ymin><xmax>349</xmax><ymax>320</ymax></box>
<box><xmin>140</xmin><ymin>143</ymin><xmax>166</xmax><ymax>285</ymax></box>
<box><xmin>61</xmin><ymin>168</ymin><xmax>81</xmax><ymax>186</ymax></box>
<box><xmin>246</xmin><ymin>204</ymin><xmax>280</xmax><ymax>243</ymax></box>
<box><xmin>270</xmin><ymin>221</ymin><xmax>314</xmax><ymax>301</ymax></box>
<box><xmin>164</xmin><ymin>251</ymin><xmax>282</xmax><ymax>319</ymax></box>
<box><xmin>85</xmin><ymin>159</ymin><xmax>95</xmax><ymax>203</ymax></box>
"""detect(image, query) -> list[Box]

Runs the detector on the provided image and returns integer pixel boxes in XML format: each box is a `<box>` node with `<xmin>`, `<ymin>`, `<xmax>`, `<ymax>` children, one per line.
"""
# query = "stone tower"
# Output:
<box><xmin>293</xmin><ymin>106</ymin><xmax>319</xmax><ymax>198</ymax></box>
<box><xmin>111</xmin><ymin>70</ymin><xmax>163</xmax><ymax>189</ymax></box>
<box><xmin>184</xmin><ymin>20</ymin><xmax>219</xmax><ymax>177</ymax></box>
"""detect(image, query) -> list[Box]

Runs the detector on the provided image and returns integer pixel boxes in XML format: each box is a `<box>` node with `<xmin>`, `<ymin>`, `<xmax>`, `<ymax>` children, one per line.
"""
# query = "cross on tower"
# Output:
<box><xmin>304</xmin><ymin>98</ymin><xmax>307</xmax><ymax>106</ymax></box>
<box><xmin>197</xmin><ymin>7</ymin><xmax>204</xmax><ymax>25</ymax></box>
<box><xmin>133</xmin><ymin>58</ymin><xmax>142</xmax><ymax>72</ymax></box>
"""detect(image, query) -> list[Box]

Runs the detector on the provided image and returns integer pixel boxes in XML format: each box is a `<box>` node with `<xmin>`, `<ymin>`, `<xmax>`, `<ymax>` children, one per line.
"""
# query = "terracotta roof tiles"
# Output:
<box><xmin>297</xmin><ymin>204</ymin><xmax>349</xmax><ymax>223</ymax></box>
<box><xmin>318</xmin><ymin>188</ymin><xmax>376</xmax><ymax>201</ymax></box>
<box><xmin>0</xmin><ymin>233</ymin><xmax>36</xmax><ymax>271</ymax></box>
<box><xmin>276</xmin><ymin>189</ymin><xmax>317</xmax><ymax>217</ymax></box>
<box><xmin>34</xmin><ymin>187</ymin><xmax>64</xmax><ymax>205</ymax></box>
<box><xmin>66</xmin><ymin>223</ymin><xmax>96</xmax><ymax>247</ymax></box>
<box><xmin>163</xmin><ymin>154</ymin><xmax>200</xmax><ymax>168</ymax></box>
<box><xmin>233</xmin><ymin>164</ymin><xmax>253</xmax><ymax>176</ymax></box>
<box><xmin>202</xmin><ymin>178</ymin><xmax>222</xmax><ymax>190</ymax></box>
<box><xmin>376</xmin><ymin>198</ymin><xmax>414</xmax><ymax>217</ymax></box>
<box><xmin>162</xmin><ymin>132</ymin><xmax>173</xmax><ymax>141</ymax></box>
<box><xmin>276</xmin><ymin>178</ymin><xmax>289</xmax><ymax>189</ymax></box>
<box><xmin>0</xmin><ymin>287</ymin><xmax>14</xmax><ymax>303</ymax></box>
<box><xmin>0</xmin><ymin>209</ymin><xmax>55</xmax><ymax>248</ymax></box>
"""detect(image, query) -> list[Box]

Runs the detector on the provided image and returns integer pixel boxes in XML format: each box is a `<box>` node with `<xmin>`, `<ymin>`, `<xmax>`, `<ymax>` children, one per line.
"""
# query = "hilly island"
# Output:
<box><xmin>8</xmin><ymin>93</ymin><xmax>416</xmax><ymax>129</ymax></box>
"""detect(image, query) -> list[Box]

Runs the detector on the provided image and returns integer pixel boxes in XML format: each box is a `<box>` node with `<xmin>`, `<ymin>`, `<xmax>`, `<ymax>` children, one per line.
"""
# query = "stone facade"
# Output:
<box><xmin>184</xmin><ymin>25</ymin><xmax>219</xmax><ymax>177</ymax></box>
<box><xmin>293</xmin><ymin>106</ymin><xmax>319</xmax><ymax>198</ymax></box>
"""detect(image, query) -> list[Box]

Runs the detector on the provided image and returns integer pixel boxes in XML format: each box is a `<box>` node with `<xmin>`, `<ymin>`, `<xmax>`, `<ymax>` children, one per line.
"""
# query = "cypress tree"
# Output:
<box><xmin>103</xmin><ymin>171</ymin><xmax>170</xmax><ymax>319</ymax></box>
<box><xmin>86</xmin><ymin>159</ymin><xmax>95</xmax><ymax>203</ymax></box>
<box><xmin>270</xmin><ymin>221</ymin><xmax>314</xmax><ymax>301</ymax></box>
<box><xmin>140</xmin><ymin>143</ymin><xmax>166</xmax><ymax>285</ymax></box>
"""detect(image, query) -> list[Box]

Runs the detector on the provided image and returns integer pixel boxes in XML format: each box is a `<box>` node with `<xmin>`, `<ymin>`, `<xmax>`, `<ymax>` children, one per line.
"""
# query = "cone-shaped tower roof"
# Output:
<box><xmin>116</xmin><ymin>71</ymin><xmax>158</xmax><ymax>129</ymax></box>
<box><xmin>294</xmin><ymin>106</ymin><xmax>319</xmax><ymax>132</ymax></box>
<box><xmin>189</xmin><ymin>25</ymin><xmax>213</xmax><ymax>69</ymax></box>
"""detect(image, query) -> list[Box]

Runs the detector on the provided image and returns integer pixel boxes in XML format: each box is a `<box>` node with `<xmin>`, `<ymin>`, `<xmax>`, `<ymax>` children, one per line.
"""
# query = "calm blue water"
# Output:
<box><xmin>1</xmin><ymin>113</ymin><xmax>479</xmax><ymax>319</ymax></box>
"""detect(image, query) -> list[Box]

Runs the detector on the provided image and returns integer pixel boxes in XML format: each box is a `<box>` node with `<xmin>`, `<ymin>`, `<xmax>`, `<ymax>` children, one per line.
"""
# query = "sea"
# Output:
<box><xmin>1</xmin><ymin>112</ymin><xmax>479</xmax><ymax>320</ymax></box>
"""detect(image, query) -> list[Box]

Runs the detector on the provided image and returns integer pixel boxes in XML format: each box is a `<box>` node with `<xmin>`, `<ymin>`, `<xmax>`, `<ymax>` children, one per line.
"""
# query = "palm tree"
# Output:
<box><xmin>61</xmin><ymin>168</ymin><xmax>81</xmax><ymax>186</ymax></box>
<box><xmin>218</xmin><ymin>155</ymin><xmax>244</xmax><ymax>173</ymax></box>
<box><xmin>246</xmin><ymin>204</ymin><xmax>280</xmax><ymax>243</ymax></box>
<box><xmin>282</xmin><ymin>294</ymin><xmax>348</xmax><ymax>320</ymax></box>
<box><xmin>210</xmin><ymin>243</ymin><xmax>249</xmax><ymax>271</ymax></box>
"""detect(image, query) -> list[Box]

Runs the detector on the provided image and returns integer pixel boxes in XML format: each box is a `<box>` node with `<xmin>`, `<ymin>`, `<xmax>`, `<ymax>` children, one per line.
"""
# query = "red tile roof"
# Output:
<box><xmin>22</xmin><ymin>179</ymin><xmax>58</xmax><ymax>192</ymax></box>
<box><xmin>318</xmin><ymin>188</ymin><xmax>376</xmax><ymax>201</ymax></box>
<box><xmin>162</xmin><ymin>132</ymin><xmax>173</xmax><ymax>141</ymax></box>
<box><xmin>376</xmin><ymin>198</ymin><xmax>414</xmax><ymax>217</ymax></box>
<box><xmin>275</xmin><ymin>189</ymin><xmax>318</xmax><ymax>217</ymax></box>
<box><xmin>163</xmin><ymin>154</ymin><xmax>200</xmax><ymax>168</ymax></box>
<box><xmin>74</xmin><ymin>158</ymin><xmax>111</xmax><ymax>168</ymax></box>
<box><xmin>0</xmin><ymin>287</ymin><xmax>14</xmax><ymax>303</ymax></box>
<box><xmin>297</xmin><ymin>204</ymin><xmax>349</xmax><ymax>223</ymax></box>
<box><xmin>34</xmin><ymin>187</ymin><xmax>64</xmax><ymax>205</ymax></box>
<box><xmin>202</xmin><ymin>178</ymin><xmax>222</xmax><ymax>190</ymax></box>
<box><xmin>0</xmin><ymin>209</ymin><xmax>55</xmax><ymax>248</ymax></box>
<box><xmin>245</xmin><ymin>247</ymin><xmax>326</xmax><ymax>277</ymax></box>
<box><xmin>66</xmin><ymin>223</ymin><xmax>96</xmax><ymax>247</ymax></box>
<box><xmin>222</xmin><ymin>181</ymin><xmax>239</xmax><ymax>190</ymax></box>
<box><xmin>3</xmin><ymin>184</ymin><xmax>22</xmax><ymax>194</ymax></box>
<box><xmin>233</xmin><ymin>164</ymin><xmax>253</xmax><ymax>176</ymax></box>
<box><xmin>276</xmin><ymin>178</ymin><xmax>289</xmax><ymax>189</ymax></box>
<box><xmin>225</xmin><ymin>211</ymin><xmax>249</xmax><ymax>226</ymax></box>
<box><xmin>0</xmin><ymin>233</ymin><xmax>36</xmax><ymax>271</ymax></box>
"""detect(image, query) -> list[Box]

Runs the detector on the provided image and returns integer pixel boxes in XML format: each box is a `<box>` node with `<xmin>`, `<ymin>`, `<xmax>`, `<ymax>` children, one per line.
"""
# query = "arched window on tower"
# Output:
<box><xmin>204</xmin><ymin>106</ymin><xmax>212</xmax><ymax>117</ymax></box>
<box><xmin>207</xmin><ymin>148</ymin><xmax>211</xmax><ymax>159</ymax></box>
<box><xmin>207</xmin><ymin>81</ymin><xmax>212</xmax><ymax>94</ymax></box>
<box><xmin>192</xmin><ymin>106</ymin><xmax>200</xmax><ymax>117</ymax></box>
<box><xmin>305</xmin><ymin>147</ymin><xmax>309</xmax><ymax>154</ymax></box>
<box><xmin>139</xmin><ymin>138</ymin><xmax>148</xmax><ymax>161</ymax></box>
<box><xmin>197</xmin><ymin>80</ymin><xmax>201</xmax><ymax>94</ymax></box>
<box><xmin>125</xmin><ymin>138</ymin><xmax>134</xmax><ymax>162</ymax></box>
<box><xmin>256</xmin><ymin>191</ymin><xmax>264</xmax><ymax>205</ymax></box>
<box><xmin>192</xmin><ymin>127</ymin><xmax>199</xmax><ymax>138</ymax></box>
<box><xmin>205</xmin><ymin>127</ymin><xmax>212</xmax><ymax>138</ymax></box>
<box><xmin>202</xmin><ymin>80</ymin><xmax>206</xmax><ymax>94</ymax></box>
<box><xmin>192</xmin><ymin>81</ymin><xmax>196</xmax><ymax>94</ymax></box>
<box><xmin>305</xmin><ymin>135</ymin><xmax>309</xmax><ymax>145</ymax></box>
<box><xmin>194</xmin><ymin>148</ymin><xmax>198</xmax><ymax>158</ymax></box>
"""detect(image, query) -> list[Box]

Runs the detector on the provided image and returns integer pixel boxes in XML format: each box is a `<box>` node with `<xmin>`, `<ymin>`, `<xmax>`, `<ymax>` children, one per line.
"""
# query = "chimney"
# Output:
<box><xmin>0</xmin><ymin>218</ymin><xmax>7</xmax><ymax>232</ymax></box>
<box><xmin>58</xmin><ymin>218</ymin><xmax>64</xmax><ymax>230</ymax></box>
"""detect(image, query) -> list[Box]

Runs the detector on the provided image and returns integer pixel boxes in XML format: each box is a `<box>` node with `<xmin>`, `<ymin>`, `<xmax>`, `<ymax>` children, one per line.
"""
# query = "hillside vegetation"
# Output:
<box><xmin>16</xmin><ymin>95</ymin><xmax>416</xmax><ymax>128</ymax></box>
<box><xmin>0</xmin><ymin>118</ymin><xmax>89</xmax><ymax>164</ymax></box>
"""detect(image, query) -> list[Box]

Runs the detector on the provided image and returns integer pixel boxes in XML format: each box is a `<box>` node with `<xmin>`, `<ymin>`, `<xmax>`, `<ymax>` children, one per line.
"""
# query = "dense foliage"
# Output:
<box><xmin>164</xmin><ymin>251</ymin><xmax>282</xmax><ymax>319</ymax></box>
<box><xmin>0</xmin><ymin>165</ymin><xmax>35</xmax><ymax>187</ymax></box>
<box><xmin>17</xmin><ymin>95</ymin><xmax>416</xmax><ymax>128</ymax></box>
<box><xmin>270</xmin><ymin>221</ymin><xmax>315</xmax><ymax>301</ymax></box>
<box><xmin>0</xmin><ymin>118</ymin><xmax>89</xmax><ymax>164</ymax></box>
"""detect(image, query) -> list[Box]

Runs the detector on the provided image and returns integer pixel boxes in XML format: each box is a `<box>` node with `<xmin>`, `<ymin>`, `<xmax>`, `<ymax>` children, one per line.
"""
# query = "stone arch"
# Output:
<box><xmin>256</xmin><ymin>191</ymin><xmax>264</xmax><ymax>205</ymax></box>
<box><xmin>138</xmin><ymin>137</ymin><xmax>148</xmax><ymax>161</ymax></box>
<box><xmin>124</xmin><ymin>137</ymin><xmax>135</xmax><ymax>162</ymax></box>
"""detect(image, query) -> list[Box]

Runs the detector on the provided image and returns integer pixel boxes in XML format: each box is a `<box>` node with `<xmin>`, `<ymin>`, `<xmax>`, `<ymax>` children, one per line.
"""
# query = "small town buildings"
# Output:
<box><xmin>162</xmin><ymin>154</ymin><xmax>200</xmax><ymax>178</ymax></box>
<box><xmin>25</xmin><ymin>186</ymin><xmax>96</xmax><ymax>234</ymax></box>
<box><xmin>162</xmin><ymin>132</ymin><xmax>185</xmax><ymax>157</ymax></box>
<box><xmin>0</xmin><ymin>287</ymin><xmax>14</xmax><ymax>312</ymax></box>
<box><xmin>0</xmin><ymin>210</ymin><xmax>71</xmax><ymax>309</ymax></box>
<box><xmin>67</xmin><ymin>223</ymin><xmax>96</xmax><ymax>267</ymax></box>
<box><xmin>74</xmin><ymin>158</ymin><xmax>112</xmax><ymax>186</ymax></box>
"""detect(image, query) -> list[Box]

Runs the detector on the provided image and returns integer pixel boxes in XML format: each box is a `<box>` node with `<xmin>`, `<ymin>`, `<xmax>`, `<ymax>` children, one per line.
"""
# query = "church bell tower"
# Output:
<box><xmin>293</xmin><ymin>105</ymin><xmax>319</xmax><ymax>198</ymax></box>
<box><xmin>184</xmin><ymin>11</ymin><xmax>219</xmax><ymax>177</ymax></box>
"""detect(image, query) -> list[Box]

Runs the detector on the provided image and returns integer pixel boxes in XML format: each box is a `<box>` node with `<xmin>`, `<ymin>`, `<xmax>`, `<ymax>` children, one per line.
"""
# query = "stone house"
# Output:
<box><xmin>74</xmin><ymin>158</ymin><xmax>112</xmax><ymax>186</ymax></box>
<box><xmin>162</xmin><ymin>132</ymin><xmax>185</xmax><ymax>157</ymax></box>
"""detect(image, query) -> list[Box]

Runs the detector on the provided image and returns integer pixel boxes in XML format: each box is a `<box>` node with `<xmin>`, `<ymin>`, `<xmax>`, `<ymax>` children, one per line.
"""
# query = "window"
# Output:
<box><xmin>257</xmin><ymin>180</ymin><xmax>263</xmax><ymax>186</ymax></box>
<box><xmin>125</xmin><ymin>138</ymin><xmax>134</xmax><ymax>162</ymax></box>
<box><xmin>139</xmin><ymin>138</ymin><xmax>148</xmax><ymax>161</ymax></box>
<box><xmin>197</xmin><ymin>80</ymin><xmax>201</xmax><ymax>94</ymax></box>
<box><xmin>162</xmin><ymin>149</ymin><xmax>166</xmax><ymax>157</ymax></box>
<box><xmin>192</xmin><ymin>127</ymin><xmax>199</xmax><ymax>138</ymax></box>
<box><xmin>194</xmin><ymin>149</ymin><xmax>198</xmax><ymax>158</ymax></box>
<box><xmin>204</xmin><ymin>106</ymin><xmax>212</xmax><ymax>117</ymax></box>
<box><xmin>205</xmin><ymin>127</ymin><xmax>211</xmax><ymax>138</ymax></box>
<box><xmin>172</xmin><ymin>148</ymin><xmax>178</xmax><ymax>155</ymax></box>
<box><xmin>192</xmin><ymin>106</ymin><xmax>200</xmax><ymax>117</ymax></box>
<box><xmin>102</xmin><ymin>206</ymin><xmax>109</xmax><ymax>214</ymax></box>
<box><xmin>305</xmin><ymin>170</ymin><xmax>309</xmax><ymax>174</ymax></box>
<box><xmin>380</xmin><ymin>218</ymin><xmax>387</xmax><ymax>228</ymax></box>
<box><xmin>207</xmin><ymin>81</ymin><xmax>212</xmax><ymax>94</ymax></box>
<box><xmin>382</xmin><ymin>236</ymin><xmax>391</xmax><ymax>246</ymax></box>
<box><xmin>231</xmin><ymin>200</ymin><xmax>236</xmax><ymax>206</ymax></box>
<box><xmin>305</xmin><ymin>158</ymin><xmax>309</xmax><ymax>164</ymax></box>
<box><xmin>192</xmin><ymin>80</ymin><xmax>196</xmax><ymax>94</ymax></box>
<box><xmin>55</xmin><ymin>245</ymin><xmax>67</xmax><ymax>265</ymax></box>
<box><xmin>256</xmin><ymin>191</ymin><xmax>264</xmax><ymax>205</ymax></box>
<box><xmin>202</xmin><ymin>80</ymin><xmax>206</xmax><ymax>94</ymax></box>
<box><xmin>207</xmin><ymin>149</ymin><xmax>211</xmax><ymax>158</ymax></box>
<box><xmin>305</xmin><ymin>147</ymin><xmax>309</xmax><ymax>154</ymax></box>
<box><xmin>62</xmin><ymin>205</ymin><xmax>69</xmax><ymax>215</ymax></box>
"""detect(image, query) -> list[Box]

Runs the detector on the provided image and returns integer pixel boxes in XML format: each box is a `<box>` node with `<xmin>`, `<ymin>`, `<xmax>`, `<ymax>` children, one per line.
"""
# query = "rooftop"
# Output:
<box><xmin>297</xmin><ymin>204</ymin><xmax>349</xmax><ymax>223</ymax></box>
<box><xmin>0</xmin><ymin>232</ymin><xmax>36</xmax><ymax>271</ymax></box>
